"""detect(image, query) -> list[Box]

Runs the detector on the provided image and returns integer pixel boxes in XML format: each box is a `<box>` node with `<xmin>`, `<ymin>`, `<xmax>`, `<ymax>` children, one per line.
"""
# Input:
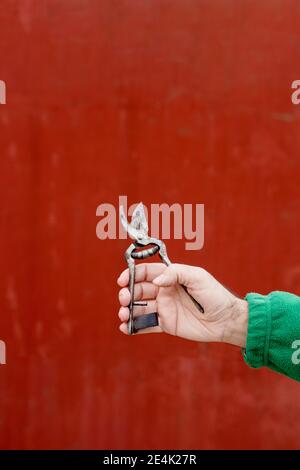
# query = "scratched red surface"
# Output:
<box><xmin>0</xmin><ymin>0</ymin><xmax>300</xmax><ymax>449</ymax></box>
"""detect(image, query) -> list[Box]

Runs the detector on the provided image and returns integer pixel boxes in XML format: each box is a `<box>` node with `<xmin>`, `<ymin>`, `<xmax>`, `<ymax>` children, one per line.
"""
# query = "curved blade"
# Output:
<box><xmin>120</xmin><ymin>202</ymin><xmax>148</xmax><ymax>241</ymax></box>
<box><xmin>131</xmin><ymin>202</ymin><xmax>148</xmax><ymax>234</ymax></box>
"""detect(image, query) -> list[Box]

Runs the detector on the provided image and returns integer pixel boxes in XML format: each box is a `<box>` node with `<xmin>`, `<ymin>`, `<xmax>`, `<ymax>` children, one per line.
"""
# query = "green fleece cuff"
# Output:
<box><xmin>243</xmin><ymin>293</ymin><xmax>271</xmax><ymax>369</ymax></box>
<box><xmin>243</xmin><ymin>291</ymin><xmax>300</xmax><ymax>382</ymax></box>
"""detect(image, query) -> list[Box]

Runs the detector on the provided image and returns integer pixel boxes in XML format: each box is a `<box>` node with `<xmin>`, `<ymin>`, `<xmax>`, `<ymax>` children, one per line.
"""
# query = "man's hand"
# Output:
<box><xmin>117</xmin><ymin>263</ymin><xmax>248</xmax><ymax>348</ymax></box>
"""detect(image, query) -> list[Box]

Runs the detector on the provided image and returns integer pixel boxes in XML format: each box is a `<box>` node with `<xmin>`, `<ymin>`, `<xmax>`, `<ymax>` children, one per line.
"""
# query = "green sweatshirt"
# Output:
<box><xmin>244</xmin><ymin>291</ymin><xmax>300</xmax><ymax>382</ymax></box>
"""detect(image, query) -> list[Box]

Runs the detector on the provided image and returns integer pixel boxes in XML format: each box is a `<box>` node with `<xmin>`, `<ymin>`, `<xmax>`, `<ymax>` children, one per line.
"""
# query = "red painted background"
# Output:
<box><xmin>0</xmin><ymin>0</ymin><xmax>300</xmax><ymax>449</ymax></box>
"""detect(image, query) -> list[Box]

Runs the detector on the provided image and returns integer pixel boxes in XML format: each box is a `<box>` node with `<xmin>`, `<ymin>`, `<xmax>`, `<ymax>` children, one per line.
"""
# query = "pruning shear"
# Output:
<box><xmin>120</xmin><ymin>202</ymin><xmax>204</xmax><ymax>335</ymax></box>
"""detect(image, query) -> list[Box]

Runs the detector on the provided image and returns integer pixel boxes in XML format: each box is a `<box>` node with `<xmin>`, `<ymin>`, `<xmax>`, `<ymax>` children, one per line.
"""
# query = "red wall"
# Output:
<box><xmin>0</xmin><ymin>0</ymin><xmax>300</xmax><ymax>449</ymax></box>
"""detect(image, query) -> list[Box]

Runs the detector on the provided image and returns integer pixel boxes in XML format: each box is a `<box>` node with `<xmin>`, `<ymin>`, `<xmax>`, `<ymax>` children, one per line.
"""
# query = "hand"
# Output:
<box><xmin>117</xmin><ymin>263</ymin><xmax>248</xmax><ymax>348</ymax></box>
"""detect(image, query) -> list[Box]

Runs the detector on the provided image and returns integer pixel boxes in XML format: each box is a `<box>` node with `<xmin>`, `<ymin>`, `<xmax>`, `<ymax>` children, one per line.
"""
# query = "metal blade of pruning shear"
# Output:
<box><xmin>120</xmin><ymin>202</ymin><xmax>148</xmax><ymax>241</ymax></box>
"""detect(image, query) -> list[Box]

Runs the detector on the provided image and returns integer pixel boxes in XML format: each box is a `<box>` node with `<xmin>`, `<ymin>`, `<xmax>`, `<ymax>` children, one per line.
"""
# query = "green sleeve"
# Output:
<box><xmin>244</xmin><ymin>291</ymin><xmax>300</xmax><ymax>382</ymax></box>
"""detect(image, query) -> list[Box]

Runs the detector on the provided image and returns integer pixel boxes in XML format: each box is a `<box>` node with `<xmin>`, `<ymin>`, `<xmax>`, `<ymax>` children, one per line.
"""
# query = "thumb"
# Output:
<box><xmin>153</xmin><ymin>264</ymin><xmax>203</xmax><ymax>288</ymax></box>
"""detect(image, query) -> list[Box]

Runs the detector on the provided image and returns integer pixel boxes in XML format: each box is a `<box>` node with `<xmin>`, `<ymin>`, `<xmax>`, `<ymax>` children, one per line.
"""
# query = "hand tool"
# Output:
<box><xmin>120</xmin><ymin>202</ymin><xmax>204</xmax><ymax>335</ymax></box>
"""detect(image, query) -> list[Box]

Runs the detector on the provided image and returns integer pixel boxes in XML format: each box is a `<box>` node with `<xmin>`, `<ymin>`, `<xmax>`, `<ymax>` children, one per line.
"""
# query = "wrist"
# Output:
<box><xmin>223</xmin><ymin>298</ymin><xmax>249</xmax><ymax>348</ymax></box>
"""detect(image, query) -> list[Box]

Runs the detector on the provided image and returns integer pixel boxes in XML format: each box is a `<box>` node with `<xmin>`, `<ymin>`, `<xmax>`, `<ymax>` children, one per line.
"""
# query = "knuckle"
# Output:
<box><xmin>194</xmin><ymin>266</ymin><xmax>206</xmax><ymax>278</ymax></box>
<box><xmin>171</xmin><ymin>263</ymin><xmax>180</xmax><ymax>270</ymax></box>
<box><xmin>197</xmin><ymin>266</ymin><xmax>205</xmax><ymax>275</ymax></box>
<box><xmin>168</xmin><ymin>264</ymin><xmax>180</xmax><ymax>275</ymax></box>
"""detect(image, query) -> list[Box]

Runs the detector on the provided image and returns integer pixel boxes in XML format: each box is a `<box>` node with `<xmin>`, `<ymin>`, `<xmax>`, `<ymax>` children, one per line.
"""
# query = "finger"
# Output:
<box><xmin>153</xmin><ymin>264</ymin><xmax>205</xmax><ymax>288</ymax></box>
<box><xmin>118</xmin><ymin>306</ymin><xmax>129</xmax><ymax>322</ymax></box>
<box><xmin>118</xmin><ymin>300</ymin><xmax>157</xmax><ymax>322</ymax></box>
<box><xmin>118</xmin><ymin>287</ymin><xmax>130</xmax><ymax>306</ymax></box>
<box><xmin>118</xmin><ymin>282</ymin><xmax>159</xmax><ymax>306</ymax></box>
<box><xmin>133</xmin><ymin>324</ymin><xmax>162</xmax><ymax>335</ymax></box>
<box><xmin>119</xmin><ymin>322</ymin><xmax>129</xmax><ymax>335</ymax></box>
<box><xmin>117</xmin><ymin>269</ymin><xmax>129</xmax><ymax>287</ymax></box>
<box><xmin>117</xmin><ymin>263</ymin><xmax>167</xmax><ymax>287</ymax></box>
<box><xmin>133</xmin><ymin>282</ymin><xmax>159</xmax><ymax>301</ymax></box>
<box><xmin>119</xmin><ymin>321</ymin><xmax>162</xmax><ymax>335</ymax></box>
